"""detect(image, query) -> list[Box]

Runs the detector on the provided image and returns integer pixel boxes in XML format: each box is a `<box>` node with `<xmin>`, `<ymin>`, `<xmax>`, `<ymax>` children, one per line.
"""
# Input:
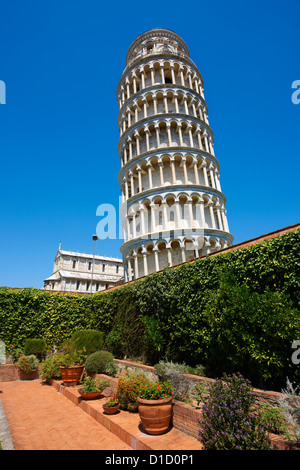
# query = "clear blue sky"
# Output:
<box><xmin>0</xmin><ymin>0</ymin><xmax>299</xmax><ymax>288</ymax></box>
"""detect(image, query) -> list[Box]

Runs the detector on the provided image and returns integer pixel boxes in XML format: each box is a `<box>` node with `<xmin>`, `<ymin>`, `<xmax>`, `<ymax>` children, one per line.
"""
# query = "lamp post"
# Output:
<box><xmin>90</xmin><ymin>234</ymin><xmax>98</xmax><ymax>295</ymax></box>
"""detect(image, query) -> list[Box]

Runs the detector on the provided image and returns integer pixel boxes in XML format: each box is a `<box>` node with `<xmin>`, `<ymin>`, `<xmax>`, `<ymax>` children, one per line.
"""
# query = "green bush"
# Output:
<box><xmin>84</xmin><ymin>350</ymin><xmax>114</xmax><ymax>375</ymax></box>
<box><xmin>116</xmin><ymin>370</ymin><xmax>152</xmax><ymax>412</ymax></box>
<box><xmin>40</xmin><ymin>355</ymin><xmax>62</xmax><ymax>380</ymax></box>
<box><xmin>259</xmin><ymin>403</ymin><xmax>290</xmax><ymax>439</ymax></box>
<box><xmin>198</xmin><ymin>373</ymin><xmax>276</xmax><ymax>450</ymax></box>
<box><xmin>105</xmin><ymin>328</ymin><xmax>124</xmax><ymax>358</ymax></box>
<box><xmin>16</xmin><ymin>355</ymin><xmax>39</xmax><ymax>374</ymax></box>
<box><xmin>23</xmin><ymin>338</ymin><xmax>46</xmax><ymax>360</ymax></box>
<box><xmin>70</xmin><ymin>329</ymin><xmax>104</xmax><ymax>357</ymax></box>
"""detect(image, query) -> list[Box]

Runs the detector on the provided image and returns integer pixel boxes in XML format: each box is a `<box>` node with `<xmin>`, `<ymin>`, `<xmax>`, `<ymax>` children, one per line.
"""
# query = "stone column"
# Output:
<box><xmin>203</xmin><ymin>131</ymin><xmax>210</xmax><ymax>153</ymax></box>
<box><xmin>175</xmin><ymin>198</ymin><xmax>181</xmax><ymax>228</ymax></box>
<box><xmin>177</xmin><ymin>123</ymin><xmax>183</xmax><ymax>146</ymax></box>
<box><xmin>188</xmin><ymin>199</ymin><xmax>194</xmax><ymax>228</ymax></box>
<box><xmin>181</xmin><ymin>245</ymin><xmax>186</xmax><ymax>263</ymax></box>
<box><xmin>128</xmin><ymin>137</ymin><xmax>133</xmax><ymax>160</ymax></box>
<box><xmin>159</xmin><ymin>161</ymin><xmax>164</xmax><ymax>185</ymax></box>
<box><xmin>181</xmin><ymin>157</ymin><xmax>188</xmax><ymax>184</ymax></box>
<box><xmin>141</xmin><ymin>69</ymin><xmax>145</xmax><ymax>89</ymax></box>
<box><xmin>166</xmin><ymin>122</ymin><xmax>172</xmax><ymax>146</ymax></box>
<box><xmin>162</xmin><ymin>201</ymin><xmax>168</xmax><ymax>230</ymax></box>
<box><xmin>163</xmin><ymin>93</ymin><xmax>168</xmax><ymax>113</ymax></box>
<box><xmin>197</xmin><ymin>128</ymin><xmax>203</xmax><ymax>150</ymax></box>
<box><xmin>133</xmin><ymin>252</ymin><xmax>139</xmax><ymax>279</ymax></box>
<box><xmin>126</xmin><ymin>215</ymin><xmax>131</xmax><ymax>239</ymax></box>
<box><xmin>183</xmin><ymin>95</ymin><xmax>189</xmax><ymax>115</ymax></box>
<box><xmin>160</xmin><ymin>63</ymin><xmax>165</xmax><ymax>84</ymax></box>
<box><xmin>170</xmin><ymin>157</ymin><xmax>177</xmax><ymax>184</ymax></box>
<box><xmin>153</xmin><ymin>247</ymin><xmax>160</xmax><ymax>271</ymax></box>
<box><xmin>188</xmin><ymin>125</ymin><xmax>194</xmax><ymax>147</ymax></box>
<box><xmin>166</xmin><ymin>245</ymin><xmax>173</xmax><ymax>267</ymax></box>
<box><xmin>133</xmin><ymin>75</ymin><xmax>137</xmax><ymax>94</ymax></box>
<box><xmin>139</xmin><ymin>204</ymin><xmax>147</xmax><ymax>234</ymax></box>
<box><xmin>199</xmin><ymin>197</ymin><xmax>206</xmax><ymax>227</ymax></box>
<box><xmin>122</xmin><ymin>144</ymin><xmax>128</xmax><ymax>165</ymax></box>
<box><xmin>127</xmin><ymin>109</ymin><xmax>131</xmax><ymax>128</ymax></box>
<box><xmin>142</xmin><ymin>97</ymin><xmax>148</xmax><ymax>119</ymax></box>
<box><xmin>153</xmin><ymin>95</ymin><xmax>158</xmax><ymax>114</ymax></box>
<box><xmin>137</xmin><ymin>165</ymin><xmax>142</xmax><ymax>192</ymax></box>
<box><xmin>208</xmin><ymin>201</ymin><xmax>216</xmax><ymax>229</ymax></box>
<box><xmin>134</xmin><ymin>131</ymin><xmax>140</xmax><ymax>156</ymax></box>
<box><xmin>147</xmin><ymin>162</ymin><xmax>153</xmax><ymax>189</ymax></box>
<box><xmin>202</xmin><ymin>161</ymin><xmax>209</xmax><ymax>187</ymax></box>
<box><xmin>179</xmin><ymin>66</ymin><xmax>185</xmax><ymax>86</ymax></box>
<box><xmin>127</xmin><ymin>257</ymin><xmax>133</xmax><ymax>281</ymax></box>
<box><xmin>155</xmin><ymin>122</ymin><xmax>160</xmax><ymax>147</ymax></box>
<box><xmin>129</xmin><ymin>170</ymin><xmax>134</xmax><ymax>196</ymax></box>
<box><xmin>150</xmin><ymin>65</ymin><xmax>155</xmax><ymax>86</ymax></box>
<box><xmin>123</xmin><ymin>176</ymin><xmax>129</xmax><ymax>200</ymax></box>
<box><xmin>215</xmin><ymin>171</ymin><xmax>222</xmax><ymax>192</ymax></box>
<box><xmin>150</xmin><ymin>202</ymin><xmax>156</xmax><ymax>232</ymax></box>
<box><xmin>170</xmin><ymin>64</ymin><xmax>176</xmax><ymax>84</ymax></box>
<box><xmin>134</xmin><ymin>101</ymin><xmax>139</xmax><ymax>123</ymax></box>
<box><xmin>216</xmin><ymin>204</ymin><xmax>224</xmax><ymax>230</ymax></box>
<box><xmin>142</xmin><ymin>249</ymin><xmax>148</xmax><ymax>276</ymax></box>
<box><xmin>145</xmin><ymin>126</ymin><xmax>150</xmax><ymax>152</ymax></box>
<box><xmin>221</xmin><ymin>206</ymin><xmax>229</xmax><ymax>232</ymax></box>
<box><xmin>209</xmin><ymin>164</ymin><xmax>216</xmax><ymax>189</ymax></box>
<box><xmin>193</xmin><ymin>159</ymin><xmax>200</xmax><ymax>184</ymax></box>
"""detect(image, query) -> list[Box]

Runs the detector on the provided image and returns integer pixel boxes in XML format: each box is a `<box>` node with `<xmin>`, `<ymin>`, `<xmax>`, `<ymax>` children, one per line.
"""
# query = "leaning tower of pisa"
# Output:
<box><xmin>117</xmin><ymin>29</ymin><xmax>234</xmax><ymax>281</ymax></box>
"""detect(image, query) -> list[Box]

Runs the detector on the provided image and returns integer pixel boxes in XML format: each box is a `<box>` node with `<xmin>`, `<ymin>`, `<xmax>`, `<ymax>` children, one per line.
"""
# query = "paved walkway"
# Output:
<box><xmin>0</xmin><ymin>380</ymin><xmax>131</xmax><ymax>450</ymax></box>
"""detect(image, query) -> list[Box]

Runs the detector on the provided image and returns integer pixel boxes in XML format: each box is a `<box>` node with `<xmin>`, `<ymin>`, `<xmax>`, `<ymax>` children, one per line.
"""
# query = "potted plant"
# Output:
<box><xmin>137</xmin><ymin>380</ymin><xmax>174</xmax><ymax>435</ymax></box>
<box><xmin>58</xmin><ymin>340</ymin><xmax>86</xmax><ymax>386</ymax></box>
<box><xmin>78</xmin><ymin>376</ymin><xmax>110</xmax><ymax>400</ymax></box>
<box><xmin>40</xmin><ymin>355</ymin><xmax>62</xmax><ymax>384</ymax></box>
<box><xmin>15</xmin><ymin>354</ymin><xmax>39</xmax><ymax>380</ymax></box>
<box><xmin>102</xmin><ymin>394</ymin><xmax>120</xmax><ymax>415</ymax></box>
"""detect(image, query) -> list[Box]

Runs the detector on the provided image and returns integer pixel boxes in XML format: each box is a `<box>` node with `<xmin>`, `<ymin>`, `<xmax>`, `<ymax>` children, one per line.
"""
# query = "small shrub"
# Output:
<box><xmin>154</xmin><ymin>360</ymin><xmax>191</xmax><ymax>401</ymax></box>
<box><xmin>278</xmin><ymin>378</ymin><xmax>300</xmax><ymax>443</ymax></box>
<box><xmin>259</xmin><ymin>403</ymin><xmax>290</xmax><ymax>439</ymax></box>
<box><xmin>57</xmin><ymin>339</ymin><xmax>86</xmax><ymax>366</ymax></box>
<box><xmin>16</xmin><ymin>355</ymin><xmax>39</xmax><ymax>374</ymax></box>
<box><xmin>105</xmin><ymin>328</ymin><xmax>124</xmax><ymax>358</ymax></box>
<box><xmin>190</xmin><ymin>364</ymin><xmax>206</xmax><ymax>377</ymax></box>
<box><xmin>23</xmin><ymin>338</ymin><xmax>46</xmax><ymax>360</ymax></box>
<box><xmin>198</xmin><ymin>372</ymin><xmax>276</xmax><ymax>450</ymax></box>
<box><xmin>84</xmin><ymin>350</ymin><xmax>114</xmax><ymax>375</ymax></box>
<box><xmin>192</xmin><ymin>383</ymin><xmax>209</xmax><ymax>406</ymax></box>
<box><xmin>70</xmin><ymin>329</ymin><xmax>104</xmax><ymax>357</ymax></box>
<box><xmin>117</xmin><ymin>370</ymin><xmax>152</xmax><ymax>412</ymax></box>
<box><xmin>80</xmin><ymin>376</ymin><xmax>110</xmax><ymax>393</ymax></box>
<box><xmin>105</xmin><ymin>361</ymin><xmax>119</xmax><ymax>377</ymax></box>
<box><xmin>10</xmin><ymin>346</ymin><xmax>23</xmax><ymax>364</ymax></box>
<box><xmin>40</xmin><ymin>355</ymin><xmax>62</xmax><ymax>380</ymax></box>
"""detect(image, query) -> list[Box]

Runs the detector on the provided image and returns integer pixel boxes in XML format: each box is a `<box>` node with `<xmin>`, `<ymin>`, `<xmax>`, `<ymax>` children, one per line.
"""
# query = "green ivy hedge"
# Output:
<box><xmin>0</xmin><ymin>229</ymin><xmax>299</xmax><ymax>391</ymax></box>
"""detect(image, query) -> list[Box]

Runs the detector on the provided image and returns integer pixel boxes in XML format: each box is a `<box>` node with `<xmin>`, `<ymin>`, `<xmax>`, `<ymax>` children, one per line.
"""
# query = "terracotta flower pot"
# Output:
<box><xmin>137</xmin><ymin>396</ymin><xmax>173</xmax><ymax>435</ymax></box>
<box><xmin>102</xmin><ymin>403</ymin><xmax>120</xmax><ymax>415</ymax></box>
<box><xmin>59</xmin><ymin>365</ymin><xmax>84</xmax><ymax>386</ymax></box>
<box><xmin>18</xmin><ymin>369</ymin><xmax>39</xmax><ymax>380</ymax></box>
<box><xmin>78</xmin><ymin>389</ymin><xmax>104</xmax><ymax>400</ymax></box>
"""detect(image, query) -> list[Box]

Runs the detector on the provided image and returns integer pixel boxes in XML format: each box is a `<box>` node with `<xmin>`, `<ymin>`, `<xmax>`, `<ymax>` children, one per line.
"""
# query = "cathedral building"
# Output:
<box><xmin>117</xmin><ymin>29</ymin><xmax>234</xmax><ymax>281</ymax></box>
<box><xmin>43</xmin><ymin>246</ymin><xmax>124</xmax><ymax>293</ymax></box>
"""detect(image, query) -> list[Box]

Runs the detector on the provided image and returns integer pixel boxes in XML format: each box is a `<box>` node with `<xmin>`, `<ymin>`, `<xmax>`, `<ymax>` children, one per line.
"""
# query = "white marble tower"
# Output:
<box><xmin>117</xmin><ymin>29</ymin><xmax>234</xmax><ymax>281</ymax></box>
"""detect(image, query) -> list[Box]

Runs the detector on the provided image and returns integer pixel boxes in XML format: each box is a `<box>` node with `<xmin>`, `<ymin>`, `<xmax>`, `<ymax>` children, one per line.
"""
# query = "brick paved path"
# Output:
<box><xmin>0</xmin><ymin>380</ymin><xmax>131</xmax><ymax>450</ymax></box>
